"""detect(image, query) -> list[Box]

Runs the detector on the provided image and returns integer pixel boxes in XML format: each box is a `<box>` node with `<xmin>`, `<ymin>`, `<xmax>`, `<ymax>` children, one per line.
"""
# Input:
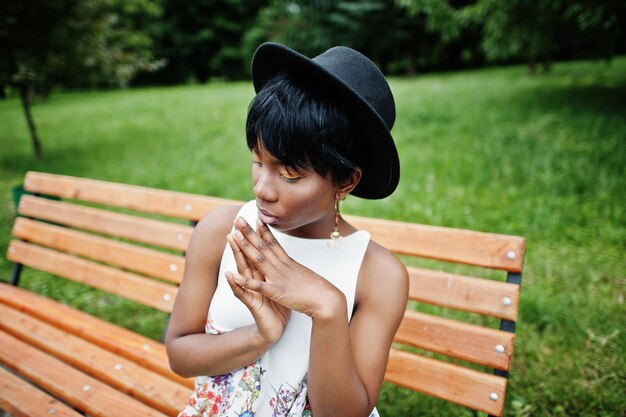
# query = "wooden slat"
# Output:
<box><xmin>394</xmin><ymin>311</ymin><xmax>514</xmax><ymax>370</ymax></box>
<box><xmin>347</xmin><ymin>215</ymin><xmax>525</xmax><ymax>272</ymax></box>
<box><xmin>385</xmin><ymin>348</ymin><xmax>507</xmax><ymax>416</ymax></box>
<box><xmin>409</xmin><ymin>266</ymin><xmax>520</xmax><ymax>320</ymax></box>
<box><xmin>7</xmin><ymin>240</ymin><xmax>178</xmax><ymax>313</ymax></box>
<box><xmin>0</xmin><ymin>283</ymin><xmax>192</xmax><ymax>388</ymax></box>
<box><xmin>18</xmin><ymin>195</ymin><xmax>193</xmax><ymax>252</ymax></box>
<box><xmin>24</xmin><ymin>171</ymin><xmax>239</xmax><ymax>221</ymax></box>
<box><xmin>11</xmin><ymin>171</ymin><xmax>526</xmax><ymax>417</ymax></box>
<box><xmin>23</xmin><ymin>171</ymin><xmax>525</xmax><ymax>271</ymax></box>
<box><xmin>0</xmin><ymin>331</ymin><xmax>169</xmax><ymax>417</ymax></box>
<box><xmin>0</xmin><ymin>366</ymin><xmax>83</xmax><ymax>417</ymax></box>
<box><xmin>13</xmin><ymin>217</ymin><xmax>184</xmax><ymax>284</ymax></box>
<box><xmin>0</xmin><ymin>303</ymin><xmax>191</xmax><ymax>416</ymax></box>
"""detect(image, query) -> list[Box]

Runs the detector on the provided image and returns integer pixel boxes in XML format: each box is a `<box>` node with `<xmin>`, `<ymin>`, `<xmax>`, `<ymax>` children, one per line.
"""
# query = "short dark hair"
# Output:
<box><xmin>246</xmin><ymin>71</ymin><xmax>363</xmax><ymax>185</ymax></box>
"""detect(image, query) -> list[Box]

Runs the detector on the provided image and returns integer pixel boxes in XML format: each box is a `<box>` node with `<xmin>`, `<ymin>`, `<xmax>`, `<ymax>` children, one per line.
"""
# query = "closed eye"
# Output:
<box><xmin>280</xmin><ymin>174</ymin><xmax>300</xmax><ymax>183</ymax></box>
<box><xmin>281</xmin><ymin>166</ymin><xmax>302</xmax><ymax>183</ymax></box>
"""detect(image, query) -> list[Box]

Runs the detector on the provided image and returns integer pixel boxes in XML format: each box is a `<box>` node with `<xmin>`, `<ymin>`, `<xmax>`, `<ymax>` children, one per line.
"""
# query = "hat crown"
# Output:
<box><xmin>313</xmin><ymin>47</ymin><xmax>395</xmax><ymax>131</ymax></box>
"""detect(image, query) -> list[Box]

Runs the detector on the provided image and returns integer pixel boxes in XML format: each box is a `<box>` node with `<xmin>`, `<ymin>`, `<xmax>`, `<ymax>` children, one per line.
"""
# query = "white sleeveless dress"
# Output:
<box><xmin>178</xmin><ymin>201</ymin><xmax>379</xmax><ymax>417</ymax></box>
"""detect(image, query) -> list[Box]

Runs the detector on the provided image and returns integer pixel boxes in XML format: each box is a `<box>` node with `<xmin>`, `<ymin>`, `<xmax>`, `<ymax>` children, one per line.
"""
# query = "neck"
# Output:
<box><xmin>278</xmin><ymin>208</ymin><xmax>338</xmax><ymax>239</ymax></box>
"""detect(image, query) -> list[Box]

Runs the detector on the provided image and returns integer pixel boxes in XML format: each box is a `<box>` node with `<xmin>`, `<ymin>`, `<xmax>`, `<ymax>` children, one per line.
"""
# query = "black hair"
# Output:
<box><xmin>246</xmin><ymin>71</ymin><xmax>363</xmax><ymax>185</ymax></box>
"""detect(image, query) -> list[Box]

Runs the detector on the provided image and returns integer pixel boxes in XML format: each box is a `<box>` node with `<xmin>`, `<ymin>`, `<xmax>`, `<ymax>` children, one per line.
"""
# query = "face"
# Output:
<box><xmin>251</xmin><ymin>145</ymin><xmax>338</xmax><ymax>239</ymax></box>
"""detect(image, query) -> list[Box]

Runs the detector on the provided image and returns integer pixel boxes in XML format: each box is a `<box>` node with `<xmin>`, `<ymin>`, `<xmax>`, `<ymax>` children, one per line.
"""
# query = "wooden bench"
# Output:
<box><xmin>2</xmin><ymin>171</ymin><xmax>525</xmax><ymax>417</ymax></box>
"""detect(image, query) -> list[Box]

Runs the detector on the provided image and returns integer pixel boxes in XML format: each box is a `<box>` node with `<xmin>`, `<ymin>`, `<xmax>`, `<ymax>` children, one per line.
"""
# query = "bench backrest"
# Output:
<box><xmin>7</xmin><ymin>171</ymin><xmax>524</xmax><ymax>416</ymax></box>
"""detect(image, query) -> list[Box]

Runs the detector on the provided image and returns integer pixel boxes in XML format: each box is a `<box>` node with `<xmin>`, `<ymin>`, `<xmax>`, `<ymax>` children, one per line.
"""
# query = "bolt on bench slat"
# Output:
<box><xmin>0</xmin><ymin>330</ymin><xmax>169</xmax><ymax>417</ymax></box>
<box><xmin>0</xmin><ymin>283</ymin><xmax>192</xmax><ymax>388</ymax></box>
<box><xmin>394</xmin><ymin>311</ymin><xmax>515</xmax><ymax>371</ymax></box>
<box><xmin>13</xmin><ymin>217</ymin><xmax>185</xmax><ymax>284</ymax></box>
<box><xmin>408</xmin><ymin>266</ymin><xmax>520</xmax><ymax>321</ymax></box>
<box><xmin>7</xmin><ymin>240</ymin><xmax>178</xmax><ymax>313</ymax></box>
<box><xmin>24</xmin><ymin>171</ymin><xmax>239</xmax><ymax>221</ymax></box>
<box><xmin>385</xmin><ymin>348</ymin><xmax>507</xmax><ymax>416</ymax></box>
<box><xmin>18</xmin><ymin>195</ymin><xmax>193</xmax><ymax>252</ymax></box>
<box><xmin>0</xmin><ymin>366</ymin><xmax>84</xmax><ymax>417</ymax></box>
<box><xmin>348</xmin><ymin>215</ymin><xmax>525</xmax><ymax>272</ymax></box>
<box><xmin>0</xmin><ymin>303</ymin><xmax>191</xmax><ymax>415</ymax></box>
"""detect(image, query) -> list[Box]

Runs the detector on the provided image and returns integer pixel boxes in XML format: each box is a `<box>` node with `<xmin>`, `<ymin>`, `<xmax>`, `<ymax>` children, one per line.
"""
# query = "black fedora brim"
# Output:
<box><xmin>251</xmin><ymin>42</ymin><xmax>399</xmax><ymax>199</ymax></box>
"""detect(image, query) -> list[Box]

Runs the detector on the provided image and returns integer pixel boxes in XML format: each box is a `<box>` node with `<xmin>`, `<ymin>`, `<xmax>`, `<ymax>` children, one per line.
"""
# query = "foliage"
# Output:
<box><xmin>562</xmin><ymin>0</ymin><xmax>626</xmax><ymax>61</ymax></box>
<box><xmin>4</xmin><ymin>0</ymin><xmax>625</xmax><ymax>90</ymax></box>
<box><xmin>398</xmin><ymin>0</ymin><xmax>626</xmax><ymax>70</ymax></box>
<box><xmin>1</xmin><ymin>57</ymin><xmax>625</xmax><ymax>415</ymax></box>
<box><xmin>146</xmin><ymin>0</ymin><xmax>268</xmax><ymax>84</ymax></box>
<box><xmin>0</xmin><ymin>0</ymin><xmax>163</xmax><ymax>91</ymax></box>
<box><xmin>242</xmin><ymin>0</ymin><xmax>336</xmax><ymax>60</ymax></box>
<box><xmin>469</xmin><ymin>0</ymin><xmax>560</xmax><ymax>66</ymax></box>
<box><xmin>242</xmin><ymin>0</ymin><xmax>471</xmax><ymax>76</ymax></box>
<box><xmin>401</xmin><ymin>0</ymin><xmax>626</xmax><ymax>71</ymax></box>
<box><xmin>0</xmin><ymin>0</ymin><xmax>163</xmax><ymax>157</ymax></box>
<box><xmin>63</xmin><ymin>0</ymin><xmax>165</xmax><ymax>88</ymax></box>
<box><xmin>464</xmin><ymin>0</ymin><xmax>625</xmax><ymax>69</ymax></box>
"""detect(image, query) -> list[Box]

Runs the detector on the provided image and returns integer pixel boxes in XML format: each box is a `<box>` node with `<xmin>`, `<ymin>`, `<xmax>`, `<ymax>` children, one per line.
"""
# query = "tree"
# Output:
<box><xmin>146</xmin><ymin>0</ymin><xmax>268</xmax><ymax>84</ymax></box>
<box><xmin>0</xmin><ymin>0</ymin><xmax>163</xmax><ymax>158</ymax></box>
<box><xmin>401</xmin><ymin>0</ymin><xmax>626</xmax><ymax>73</ymax></box>
<box><xmin>241</xmin><ymin>0</ymin><xmax>337</xmax><ymax>62</ymax></box>
<box><xmin>243</xmin><ymin>0</ymin><xmax>443</xmax><ymax>76</ymax></box>
<box><xmin>469</xmin><ymin>0</ymin><xmax>563</xmax><ymax>72</ymax></box>
<box><xmin>561</xmin><ymin>0</ymin><xmax>626</xmax><ymax>62</ymax></box>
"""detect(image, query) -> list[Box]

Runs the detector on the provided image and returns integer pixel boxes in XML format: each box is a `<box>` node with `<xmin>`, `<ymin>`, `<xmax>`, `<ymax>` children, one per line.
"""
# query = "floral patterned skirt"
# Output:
<box><xmin>177</xmin><ymin>361</ymin><xmax>379</xmax><ymax>417</ymax></box>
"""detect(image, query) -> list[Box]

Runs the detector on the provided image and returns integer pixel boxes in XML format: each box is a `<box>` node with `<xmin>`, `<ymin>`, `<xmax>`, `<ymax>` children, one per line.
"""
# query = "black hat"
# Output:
<box><xmin>251</xmin><ymin>42</ymin><xmax>399</xmax><ymax>199</ymax></box>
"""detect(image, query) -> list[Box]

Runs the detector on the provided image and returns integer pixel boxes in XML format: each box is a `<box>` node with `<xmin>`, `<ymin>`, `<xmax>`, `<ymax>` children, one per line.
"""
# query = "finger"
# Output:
<box><xmin>234</xmin><ymin>217</ymin><xmax>278</xmax><ymax>262</ymax></box>
<box><xmin>225</xmin><ymin>271</ymin><xmax>250</xmax><ymax>303</ymax></box>
<box><xmin>231</xmin><ymin>225</ymin><xmax>274</xmax><ymax>274</ymax></box>
<box><xmin>256</xmin><ymin>219</ymin><xmax>290</xmax><ymax>262</ymax></box>
<box><xmin>232</xmin><ymin>272</ymin><xmax>274</xmax><ymax>297</ymax></box>
<box><xmin>226</xmin><ymin>271</ymin><xmax>272</xmax><ymax>319</ymax></box>
<box><xmin>227</xmin><ymin>233</ymin><xmax>261</xmax><ymax>280</ymax></box>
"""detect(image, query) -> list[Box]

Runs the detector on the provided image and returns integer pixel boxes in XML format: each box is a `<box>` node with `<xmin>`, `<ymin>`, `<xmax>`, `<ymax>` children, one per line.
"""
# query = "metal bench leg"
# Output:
<box><xmin>10</xmin><ymin>263</ymin><xmax>23</xmax><ymax>286</ymax></box>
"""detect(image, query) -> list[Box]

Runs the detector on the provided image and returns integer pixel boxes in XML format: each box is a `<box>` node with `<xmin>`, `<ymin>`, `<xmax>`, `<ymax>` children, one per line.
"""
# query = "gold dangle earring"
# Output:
<box><xmin>328</xmin><ymin>199</ymin><xmax>343</xmax><ymax>249</ymax></box>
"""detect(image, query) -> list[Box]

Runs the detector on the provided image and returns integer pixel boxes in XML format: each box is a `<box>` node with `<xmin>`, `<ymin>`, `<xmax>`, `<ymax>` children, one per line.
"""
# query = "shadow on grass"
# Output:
<box><xmin>0</xmin><ymin>134</ymin><xmax>130</xmax><ymax>180</ymax></box>
<box><xmin>512</xmin><ymin>78</ymin><xmax>626</xmax><ymax>120</ymax></box>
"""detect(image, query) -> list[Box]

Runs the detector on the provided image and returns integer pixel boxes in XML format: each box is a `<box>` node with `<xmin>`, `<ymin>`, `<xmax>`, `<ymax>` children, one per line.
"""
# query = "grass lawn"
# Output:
<box><xmin>1</xmin><ymin>57</ymin><xmax>624</xmax><ymax>416</ymax></box>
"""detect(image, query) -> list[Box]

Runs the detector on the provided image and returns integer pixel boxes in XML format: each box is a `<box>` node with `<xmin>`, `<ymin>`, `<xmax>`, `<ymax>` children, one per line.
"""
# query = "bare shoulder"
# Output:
<box><xmin>173</xmin><ymin>201</ymin><xmax>240</xmax><ymax>280</ymax></box>
<box><xmin>186</xmin><ymin>204</ymin><xmax>242</xmax><ymax>262</ymax></box>
<box><xmin>194</xmin><ymin>204</ymin><xmax>242</xmax><ymax>238</ymax></box>
<box><xmin>356</xmin><ymin>239</ymin><xmax>409</xmax><ymax>306</ymax></box>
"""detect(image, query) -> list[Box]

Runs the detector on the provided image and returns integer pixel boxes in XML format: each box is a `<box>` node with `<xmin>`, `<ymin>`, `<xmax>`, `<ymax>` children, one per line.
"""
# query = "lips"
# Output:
<box><xmin>257</xmin><ymin>206</ymin><xmax>279</xmax><ymax>225</ymax></box>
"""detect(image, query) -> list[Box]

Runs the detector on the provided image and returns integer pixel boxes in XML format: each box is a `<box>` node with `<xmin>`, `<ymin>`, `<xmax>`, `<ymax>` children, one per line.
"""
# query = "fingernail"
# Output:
<box><xmin>236</xmin><ymin>216</ymin><xmax>246</xmax><ymax>226</ymax></box>
<box><xmin>234</xmin><ymin>230</ymin><xmax>244</xmax><ymax>240</ymax></box>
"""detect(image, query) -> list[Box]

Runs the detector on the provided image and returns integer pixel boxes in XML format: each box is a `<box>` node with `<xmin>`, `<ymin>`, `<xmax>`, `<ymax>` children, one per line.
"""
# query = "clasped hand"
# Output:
<box><xmin>225</xmin><ymin>216</ymin><xmax>343</xmax><ymax>345</ymax></box>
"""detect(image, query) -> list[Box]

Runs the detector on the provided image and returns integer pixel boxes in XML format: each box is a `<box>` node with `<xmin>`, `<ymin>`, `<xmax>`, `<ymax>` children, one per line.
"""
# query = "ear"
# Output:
<box><xmin>334</xmin><ymin>168</ymin><xmax>362</xmax><ymax>200</ymax></box>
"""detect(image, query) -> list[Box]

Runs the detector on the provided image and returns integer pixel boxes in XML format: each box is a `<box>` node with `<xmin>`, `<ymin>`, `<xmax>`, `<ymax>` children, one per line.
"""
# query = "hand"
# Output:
<box><xmin>229</xmin><ymin>217</ymin><xmax>345</xmax><ymax>320</ymax></box>
<box><xmin>226</xmin><ymin>231</ymin><xmax>290</xmax><ymax>345</ymax></box>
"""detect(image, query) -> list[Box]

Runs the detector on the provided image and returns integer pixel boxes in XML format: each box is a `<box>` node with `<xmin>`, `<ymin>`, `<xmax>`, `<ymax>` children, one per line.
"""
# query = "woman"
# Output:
<box><xmin>166</xmin><ymin>42</ymin><xmax>408</xmax><ymax>417</ymax></box>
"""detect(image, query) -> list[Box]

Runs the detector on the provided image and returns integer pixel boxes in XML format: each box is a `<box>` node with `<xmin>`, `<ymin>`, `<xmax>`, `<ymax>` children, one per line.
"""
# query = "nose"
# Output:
<box><xmin>253</xmin><ymin>172</ymin><xmax>278</xmax><ymax>202</ymax></box>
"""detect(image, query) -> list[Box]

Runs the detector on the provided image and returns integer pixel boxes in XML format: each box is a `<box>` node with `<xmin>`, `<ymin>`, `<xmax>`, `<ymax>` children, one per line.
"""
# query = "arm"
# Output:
<box><xmin>229</xmin><ymin>218</ymin><xmax>409</xmax><ymax>417</ymax></box>
<box><xmin>165</xmin><ymin>205</ymin><xmax>282</xmax><ymax>377</ymax></box>
<box><xmin>307</xmin><ymin>243</ymin><xmax>409</xmax><ymax>417</ymax></box>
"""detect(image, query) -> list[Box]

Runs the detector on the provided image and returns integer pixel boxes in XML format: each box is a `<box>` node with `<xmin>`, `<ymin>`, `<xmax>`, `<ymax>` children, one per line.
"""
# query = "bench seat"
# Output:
<box><xmin>2</xmin><ymin>171</ymin><xmax>525</xmax><ymax>416</ymax></box>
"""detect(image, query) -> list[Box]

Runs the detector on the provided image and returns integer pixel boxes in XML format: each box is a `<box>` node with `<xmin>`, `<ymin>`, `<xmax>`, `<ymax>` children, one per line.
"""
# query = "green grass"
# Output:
<box><xmin>1</xmin><ymin>58</ymin><xmax>625</xmax><ymax>416</ymax></box>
